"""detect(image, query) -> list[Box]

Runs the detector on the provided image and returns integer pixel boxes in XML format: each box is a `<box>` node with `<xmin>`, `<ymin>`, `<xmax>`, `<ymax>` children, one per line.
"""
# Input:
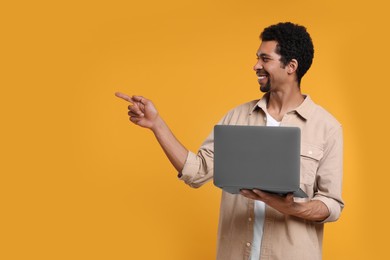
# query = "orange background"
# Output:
<box><xmin>1</xmin><ymin>0</ymin><xmax>389</xmax><ymax>259</ymax></box>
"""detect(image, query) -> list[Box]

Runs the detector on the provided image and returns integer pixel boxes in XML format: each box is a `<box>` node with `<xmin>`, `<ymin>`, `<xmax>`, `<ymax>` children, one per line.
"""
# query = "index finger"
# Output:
<box><xmin>115</xmin><ymin>92</ymin><xmax>134</xmax><ymax>103</ymax></box>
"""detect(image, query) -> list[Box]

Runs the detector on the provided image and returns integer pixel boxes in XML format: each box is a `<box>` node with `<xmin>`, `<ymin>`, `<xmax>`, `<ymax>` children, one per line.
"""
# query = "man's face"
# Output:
<box><xmin>253</xmin><ymin>41</ymin><xmax>288</xmax><ymax>93</ymax></box>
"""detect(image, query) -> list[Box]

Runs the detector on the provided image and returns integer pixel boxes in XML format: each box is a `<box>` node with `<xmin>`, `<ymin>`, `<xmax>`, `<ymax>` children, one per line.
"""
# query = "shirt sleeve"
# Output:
<box><xmin>312</xmin><ymin>125</ymin><xmax>344</xmax><ymax>223</ymax></box>
<box><xmin>178</xmin><ymin>132</ymin><xmax>215</xmax><ymax>188</ymax></box>
<box><xmin>178</xmin><ymin>109</ymin><xmax>236</xmax><ymax>188</ymax></box>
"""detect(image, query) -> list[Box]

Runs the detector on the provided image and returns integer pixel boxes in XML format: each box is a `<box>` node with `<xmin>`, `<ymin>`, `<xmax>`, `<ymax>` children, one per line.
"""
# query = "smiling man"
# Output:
<box><xmin>116</xmin><ymin>22</ymin><xmax>344</xmax><ymax>260</ymax></box>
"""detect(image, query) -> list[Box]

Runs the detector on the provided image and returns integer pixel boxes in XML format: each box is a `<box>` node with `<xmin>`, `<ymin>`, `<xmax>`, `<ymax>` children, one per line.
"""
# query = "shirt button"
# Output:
<box><xmin>308</xmin><ymin>150</ymin><xmax>313</xmax><ymax>155</ymax></box>
<box><xmin>248</xmin><ymin>217</ymin><xmax>252</xmax><ymax>221</ymax></box>
<box><xmin>246</xmin><ymin>242</ymin><xmax>251</xmax><ymax>247</ymax></box>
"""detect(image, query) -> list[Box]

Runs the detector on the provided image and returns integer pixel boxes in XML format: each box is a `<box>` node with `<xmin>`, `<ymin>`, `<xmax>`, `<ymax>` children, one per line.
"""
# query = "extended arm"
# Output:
<box><xmin>115</xmin><ymin>92</ymin><xmax>188</xmax><ymax>172</ymax></box>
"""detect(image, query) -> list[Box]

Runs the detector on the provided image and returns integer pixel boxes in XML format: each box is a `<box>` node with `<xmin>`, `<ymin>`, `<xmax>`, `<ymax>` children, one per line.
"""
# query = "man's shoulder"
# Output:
<box><xmin>230</xmin><ymin>99</ymin><xmax>260</xmax><ymax>111</ymax></box>
<box><xmin>225</xmin><ymin>99</ymin><xmax>261</xmax><ymax>116</ymax></box>
<box><xmin>219</xmin><ymin>100</ymin><xmax>260</xmax><ymax>125</ymax></box>
<box><xmin>300</xmin><ymin>96</ymin><xmax>343</xmax><ymax>145</ymax></box>
<box><xmin>311</xmin><ymin>103</ymin><xmax>341</xmax><ymax>128</ymax></box>
<box><xmin>308</xmin><ymin>99</ymin><xmax>342</xmax><ymax>138</ymax></box>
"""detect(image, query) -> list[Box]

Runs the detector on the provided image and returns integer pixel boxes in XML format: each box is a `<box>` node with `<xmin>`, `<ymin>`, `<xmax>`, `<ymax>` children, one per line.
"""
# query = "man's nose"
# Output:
<box><xmin>253</xmin><ymin>59</ymin><xmax>263</xmax><ymax>71</ymax></box>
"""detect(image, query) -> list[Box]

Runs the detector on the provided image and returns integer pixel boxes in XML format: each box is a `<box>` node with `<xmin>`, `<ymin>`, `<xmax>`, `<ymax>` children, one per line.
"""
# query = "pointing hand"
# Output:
<box><xmin>115</xmin><ymin>92</ymin><xmax>159</xmax><ymax>129</ymax></box>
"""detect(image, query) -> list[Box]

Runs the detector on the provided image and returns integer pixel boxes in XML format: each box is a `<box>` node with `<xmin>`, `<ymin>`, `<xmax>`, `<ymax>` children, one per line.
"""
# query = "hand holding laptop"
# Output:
<box><xmin>240</xmin><ymin>189</ymin><xmax>298</xmax><ymax>215</ymax></box>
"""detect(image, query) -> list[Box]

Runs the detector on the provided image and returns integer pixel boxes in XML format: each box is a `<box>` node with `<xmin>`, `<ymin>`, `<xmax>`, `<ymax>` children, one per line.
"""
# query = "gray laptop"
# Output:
<box><xmin>213</xmin><ymin>125</ymin><xmax>308</xmax><ymax>198</ymax></box>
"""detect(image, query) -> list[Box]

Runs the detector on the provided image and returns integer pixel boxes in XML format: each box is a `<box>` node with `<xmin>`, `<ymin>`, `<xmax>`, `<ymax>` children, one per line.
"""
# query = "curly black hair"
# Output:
<box><xmin>260</xmin><ymin>22</ymin><xmax>314</xmax><ymax>85</ymax></box>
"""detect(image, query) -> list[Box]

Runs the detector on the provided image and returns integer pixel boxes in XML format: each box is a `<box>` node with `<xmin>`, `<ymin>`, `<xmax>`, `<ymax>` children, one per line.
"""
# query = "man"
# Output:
<box><xmin>116</xmin><ymin>22</ymin><xmax>344</xmax><ymax>260</ymax></box>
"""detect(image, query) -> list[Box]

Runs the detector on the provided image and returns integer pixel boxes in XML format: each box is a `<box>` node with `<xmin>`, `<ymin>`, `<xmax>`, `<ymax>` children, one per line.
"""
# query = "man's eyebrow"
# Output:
<box><xmin>256</xmin><ymin>53</ymin><xmax>272</xmax><ymax>58</ymax></box>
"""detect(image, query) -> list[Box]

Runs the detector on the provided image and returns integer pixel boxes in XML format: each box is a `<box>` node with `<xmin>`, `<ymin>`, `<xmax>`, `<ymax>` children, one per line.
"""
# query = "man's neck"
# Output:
<box><xmin>266</xmin><ymin>85</ymin><xmax>304</xmax><ymax>121</ymax></box>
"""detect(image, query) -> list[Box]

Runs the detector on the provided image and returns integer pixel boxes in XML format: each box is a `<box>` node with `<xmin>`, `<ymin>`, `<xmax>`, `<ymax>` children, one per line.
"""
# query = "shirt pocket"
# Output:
<box><xmin>300</xmin><ymin>143</ymin><xmax>324</xmax><ymax>186</ymax></box>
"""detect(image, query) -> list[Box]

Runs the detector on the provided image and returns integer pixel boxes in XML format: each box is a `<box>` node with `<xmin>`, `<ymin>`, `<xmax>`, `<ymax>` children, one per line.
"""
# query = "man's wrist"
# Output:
<box><xmin>150</xmin><ymin>116</ymin><xmax>164</xmax><ymax>132</ymax></box>
<box><xmin>289</xmin><ymin>201</ymin><xmax>330</xmax><ymax>221</ymax></box>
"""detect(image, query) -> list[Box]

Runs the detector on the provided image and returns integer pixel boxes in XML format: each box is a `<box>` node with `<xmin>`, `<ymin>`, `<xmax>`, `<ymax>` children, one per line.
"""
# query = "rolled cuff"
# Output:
<box><xmin>312</xmin><ymin>195</ymin><xmax>344</xmax><ymax>223</ymax></box>
<box><xmin>178</xmin><ymin>151</ymin><xmax>201</xmax><ymax>185</ymax></box>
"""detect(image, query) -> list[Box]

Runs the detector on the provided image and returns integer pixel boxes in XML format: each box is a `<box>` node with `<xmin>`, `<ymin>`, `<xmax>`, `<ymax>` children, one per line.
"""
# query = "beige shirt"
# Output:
<box><xmin>179</xmin><ymin>94</ymin><xmax>344</xmax><ymax>260</ymax></box>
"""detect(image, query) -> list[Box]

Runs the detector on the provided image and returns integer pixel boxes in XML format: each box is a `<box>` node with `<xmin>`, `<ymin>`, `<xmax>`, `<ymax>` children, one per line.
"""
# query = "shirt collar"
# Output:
<box><xmin>250</xmin><ymin>93</ymin><xmax>315</xmax><ymax>120</ymax></box>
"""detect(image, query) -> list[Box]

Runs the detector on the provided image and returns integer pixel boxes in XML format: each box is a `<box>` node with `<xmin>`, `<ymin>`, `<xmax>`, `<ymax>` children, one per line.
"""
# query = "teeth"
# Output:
<box><xmin>258</xmin><ymin>76</ymin><xmax>266</xmax><ymax>79</ymax></box>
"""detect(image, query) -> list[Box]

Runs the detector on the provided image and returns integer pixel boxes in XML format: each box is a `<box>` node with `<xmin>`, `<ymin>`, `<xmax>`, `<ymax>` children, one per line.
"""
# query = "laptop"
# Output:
<box><xmin>213</xmin><ymin>125</ymin><xmax>308</xmax><ymax>198</ymax></box>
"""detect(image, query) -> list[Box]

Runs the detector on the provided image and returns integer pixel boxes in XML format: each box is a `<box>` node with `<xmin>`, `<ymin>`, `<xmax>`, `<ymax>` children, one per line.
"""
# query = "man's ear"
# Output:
<box><xmin>287</xmin><ymin>59</ymin><xmax>298</xmax><ymax>74</ymax></box>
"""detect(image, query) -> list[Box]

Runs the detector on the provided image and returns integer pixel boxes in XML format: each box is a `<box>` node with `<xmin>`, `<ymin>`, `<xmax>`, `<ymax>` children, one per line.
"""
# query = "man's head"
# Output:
<box><xmin>255</xmin><ymin>22</ymin><xmax>314</xmax><ymax>91</ymax></box>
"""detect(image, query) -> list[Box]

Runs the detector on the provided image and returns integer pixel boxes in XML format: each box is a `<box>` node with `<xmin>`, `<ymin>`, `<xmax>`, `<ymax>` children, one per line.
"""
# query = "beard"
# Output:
<box><xmin>260</xmin><ymin>80</ymin><xmax>271</xmax><ymax>93</ymax></box>
<box><xmin>257</xmin><ymin>69</ymin><xmax>271</xmax><ymax>93</ymax></box>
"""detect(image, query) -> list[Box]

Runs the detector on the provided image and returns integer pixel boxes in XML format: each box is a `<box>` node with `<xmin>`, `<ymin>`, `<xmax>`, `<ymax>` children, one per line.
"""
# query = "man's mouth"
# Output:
<box><xmin>256</xmin><ymin>71</ymin><xmax>268</xmax><ymax>80</ymax></box>
<box><xmin>257</xmin><ymin>72</ymin><xmax>269</xmax><ymax>83</ymax></box>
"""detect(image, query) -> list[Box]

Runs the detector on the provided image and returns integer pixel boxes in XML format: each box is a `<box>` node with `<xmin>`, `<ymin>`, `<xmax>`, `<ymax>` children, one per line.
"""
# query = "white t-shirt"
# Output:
<box><xmin>250</xmin><ymin>112</ymin><xmax>281</xmax><ymax>260</ymax></box>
